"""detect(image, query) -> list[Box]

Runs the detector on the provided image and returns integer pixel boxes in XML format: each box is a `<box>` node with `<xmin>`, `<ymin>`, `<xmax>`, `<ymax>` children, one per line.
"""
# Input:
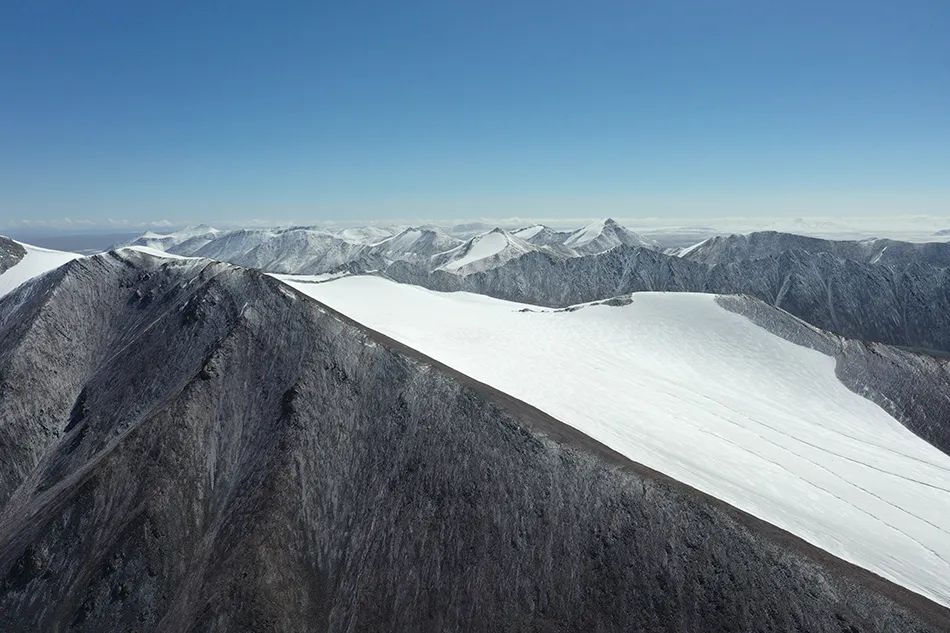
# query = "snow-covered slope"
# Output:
<box><xmin>369</xmin><ymin>227</ymin><xmax>462</xmax><ymax>265</ymax></box>
<box><xmin>165</xmin><ymin>227</ymin><xmax>387</xmax><ymax>273</ymax></box>
<box><xmin>279</xmin><ymin>274</ymin><xmax>950</xmax><ymax>607</ymax></box>
<box><xmin>125</xmin><ymin>225</ymin><xmax>220</xmax><ymax>253</ymax></box>
<box><xmin>334</xmin><ymin>225</ymin><xmax>398</xmax><ymax>244</ymax></box>
<box><xmin>512</xmin><ymin>224</ymin><xmax>573</xmax><ymax>247</ymax></box>
<box><xmin>564</xmin><ymin>218</ymin><xmax>657</xmax><ymax>254</ymax></box>
<box><xmin>434</xmin><ymin>229</ymin><xmax>541</xmax><ymax>275</ymax></box>
<box><xmin>117</xmin><ymin>245</ymin><xmax>193</xmax><ymax>260</ymax></box>
<box><xmin>185</xmin><ymin>228</ymin><xmax>279</xmax><ymax>260</ymax></box>
<box><xmin>511</xmin><ymin>225</ymin><xmax>545</xmax><ymax>240</ymax></box>
<box><xmin>232</xmin><ymin>228</ymin><xmax>364</xmax><ymax>274</ymax></box>
<box><xmin>675</xmin><ymin>236</ymin><xmax>711</xmax><ymax>257</ymax></box>
<box><xmin>0</xmin><ymin>240</ymin><xmax>80</xmax><ymax>298</ymax></box>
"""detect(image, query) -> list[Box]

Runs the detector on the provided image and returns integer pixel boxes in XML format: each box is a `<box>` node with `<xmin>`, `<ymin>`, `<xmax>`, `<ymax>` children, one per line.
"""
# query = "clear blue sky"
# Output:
<box><xmin>1</xmin><ymin>0</ymin><xmax>948</xmax><ymax>229</ymax></box>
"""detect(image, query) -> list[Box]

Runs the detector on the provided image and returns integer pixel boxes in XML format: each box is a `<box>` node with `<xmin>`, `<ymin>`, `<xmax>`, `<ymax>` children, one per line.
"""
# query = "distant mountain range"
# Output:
<box><xmin>117</xmin><ymin>222</ymin><xmax>950</xmax><ymax>352</ymax></box>
<box><xmin>680</xmin><ymin>231</ymin><xmax>950</xmax><ymax>269</ymax></box>
<box><xmin>121</xmin><ymin>218</ymin><xmax>659</xmax><ymax>273</ymax></box>
<box><xmin>385</xmin><ymin>231</ymin><xmax>950</xmax><ymax>354</ymax></box>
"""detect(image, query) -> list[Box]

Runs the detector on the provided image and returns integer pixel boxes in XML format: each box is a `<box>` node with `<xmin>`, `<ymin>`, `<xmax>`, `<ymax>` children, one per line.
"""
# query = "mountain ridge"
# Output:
<box><xmin>383</xmin><ymin>240</ymin><xmax>950</xmax><ymax>352</ymax></box>
<box><xmin>0</xmin><ymin>251</ymin><xmax>947</xmax><ymax>631</ymax></box>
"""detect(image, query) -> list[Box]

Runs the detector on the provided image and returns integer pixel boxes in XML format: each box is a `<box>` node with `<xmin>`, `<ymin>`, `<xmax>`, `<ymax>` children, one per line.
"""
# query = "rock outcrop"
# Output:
<box><xmin>0</xmin><ymin>237</ymin><xmax>25</xmax><ymax>275</ymax></box>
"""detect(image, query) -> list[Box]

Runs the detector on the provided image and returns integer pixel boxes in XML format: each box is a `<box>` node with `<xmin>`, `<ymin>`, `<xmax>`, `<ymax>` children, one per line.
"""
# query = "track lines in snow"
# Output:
<box><xmin>278</xmin><ymin>275</ymin><xmax>950</xmax><ymax>607</ymax></box>
<box><xmin>690</xmin><ymin>394</ymin><xmax>950</xmax><ymax>544</ymax></box>
<box><xmin>694</xmin><ymin>392</ymin><xmax>950</xmax><ymax>493</ymax></box>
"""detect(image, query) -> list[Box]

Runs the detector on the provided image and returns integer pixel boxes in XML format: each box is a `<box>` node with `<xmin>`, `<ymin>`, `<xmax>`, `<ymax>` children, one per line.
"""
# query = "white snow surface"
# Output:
<box><xmin>126</xmin><ymin>225</ymin><xmax>221</xmax><ymax>252</ymax></box>
<box><xmin>269</xmin><ymin>271</ymin><xmax>349</xmax><ymax>284</ymax></box>
<box><xmin>279</xmin><ymin>274</ymin><xmax>950</xmax><ymax>607</ymax></box>
<box><xmin>335</xmin><ymin>226</ymin><xmax>397</xmax><ymax>244</ymax></box>
<box><xmin>564</xmin><ymin>218</ymin><xmax>612</xmax><ymax>248</ymax></box>
<box><xmin>381</xmin><ymin>228</ymin><xmax>427</xmax><ymax>253</ymax></box>
<box><xmin>118</xmin><ymin>245</ymin><xmax>191</xmax><ymax>259</ymax></box>
<box><xmin>441</xmin><ymin>231</ymin><xmax>511</xmax><ymax>271</ymax></box>
<box><xmin>0</xmin><ymin>241</ymin><xmax>81</xmax><ymax>298</ymax></box>
<box><xmin>676</xmin><ymin>237</ymin><xmax>711</xmax><ymax>257</ymax></box>
<box><xmin>438</xmin><ymin>229</ymin><xmax>536</xmax><ymax>274</ymax></box>
<box><xmin>371</xmin><ymin>227</ymin><xmax>462</xmax><ymax>261</ymax></box>
<box><xmin>563</xmin><ymin>218</ymin><xmax>656</xmax><ymax>253</ymax></box>
<box><xmin>512</xmin><ymin>225</ymin><xmax>545</xmax><ymax>240</ymax></box>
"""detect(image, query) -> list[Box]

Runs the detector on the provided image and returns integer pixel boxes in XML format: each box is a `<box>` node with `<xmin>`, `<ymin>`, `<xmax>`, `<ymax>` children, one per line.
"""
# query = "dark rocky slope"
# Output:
<box><xmin>384</xmin><ymin>247</ymin><xmax>703</xmax><ymax>305</ymax></box>
<box><xmin>0</xmin><ymin>251</ymin><xmax>947</xmax><ymax>632</ymax></box>
<box><xmin>705</xmin><ymin>250</ymin><xmax>950</xmax><ymax>352</ymax></box>
<box><xmin>0</xmin><ymin>236</ymin><xmax>25</xmax><ymax>275</ymax></box>
<box><xmin>684</xmin><ymin>231</ymin><xmax>950</xmax><ymax>270</ymax></box>
<box><xmin>384</xmin><ymin>242</ymin><xmax>950</xmax><ymax>352</ymax></box>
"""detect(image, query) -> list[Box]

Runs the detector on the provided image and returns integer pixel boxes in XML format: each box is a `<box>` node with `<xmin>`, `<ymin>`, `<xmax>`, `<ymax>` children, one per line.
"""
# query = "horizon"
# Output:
<box><xmin>6</xmin><ymin>212</ymin><xmax>950</xmax><ymax>255</ymax></box>
<box><xmin>2</xmin><ymin>1</ymin><xmax>949</xmax><ymax>227</ymax></box>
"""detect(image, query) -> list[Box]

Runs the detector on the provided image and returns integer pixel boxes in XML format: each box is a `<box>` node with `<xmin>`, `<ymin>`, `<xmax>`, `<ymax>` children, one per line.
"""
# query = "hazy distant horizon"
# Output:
<box><xmin>6</xmin><ymin>213</ymin><xmax>950</xmax><ymax>254</ymax></box>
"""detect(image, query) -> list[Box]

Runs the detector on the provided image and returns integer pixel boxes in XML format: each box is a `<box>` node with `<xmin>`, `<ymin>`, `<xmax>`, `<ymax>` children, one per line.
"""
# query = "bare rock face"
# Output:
<box><xmin>683</xmin><ymin>231</ymin><xmax>950</xmax><ymax>270</ymax></box>
<box><xmin>385</xmin><ymin>246</ymin><xmax>704</xmax><ymax>305</ymax></box>
<box><xmin>703</xmin><ymin>251</ymin><xmax>950</xmax><ymax>353</ymax></box>
<box><xmin>0</xmin><ymin>252</ymin><xmax>947</xmax><ymax>632</ymax></box>
<box><xmin>384</xmin><ymin>240</ymin><xmax>950</xmax><ymax>352</ymax></box>
<box><xmin>0</xmin><ymin>236</ymin><xmax>25</xmax><ymax>275</ymax></box>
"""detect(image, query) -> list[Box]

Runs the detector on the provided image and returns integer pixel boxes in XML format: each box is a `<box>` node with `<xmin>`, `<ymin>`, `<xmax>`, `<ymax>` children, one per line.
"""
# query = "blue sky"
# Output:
<box><xmin>1</xmin><ymin>0</ymin><xmax>948</xmax><ymax>229</ymax></box>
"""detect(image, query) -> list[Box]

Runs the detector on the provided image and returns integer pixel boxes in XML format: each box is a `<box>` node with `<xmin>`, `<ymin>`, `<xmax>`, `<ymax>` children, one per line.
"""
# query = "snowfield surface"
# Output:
<box><xmin>379</xmin><ymin>228</ymin><xmax>427</xmax><ymax>254</ymax></box>
<box><xmin>126</xmin><ymin>225</ymin><xmax>221</xmax><ymax>252</ymax></box>
<box><xmin>563</xmin><ymin>217</ymin><xmax>655</xmax><ymax>253</ymax></box>
<box><xmin>512</xmin><ymin>225</ymin><xmax>545</xmax><ymax>240</ymax></box>
<box><xmin>440</xmin><ymin>231</ymin><xmax>512</xmax><ymax>271</ymax></box>
<box><xmin>563</xmin><ymin>218</ymin><xmax>613</xmax><ymax>248</ymax></box>
<box><xmin>438</xmin><ymin>230</ymin><xmax>535</xmax><ymax>274</ymax></box>
<box><xmin>676</xmin><ymin>237</ymin><xmax>711</xmax><ymax>257</ymax></box>
<box><xmin>279</xmin><ymin>274</ymin><xmax>950</xmax><ymax>607</ymax></box>
<box><xmin>335</xmin><ymin>225</ymin><xmax>396</xmax><ymax>244</ymax></box>
<box><xmin>0</xmin><ymin>242</ymin><xmax>80</xmax><ymax>298</ymax></box>
<box><xmin>269</xmin><ymin>271</ymin><xmax>349</xmax><ymax>284</ymax></box>
<box><xmin>118</xmin><ymin>245</ymin><xmax>191</xmax><ymax>259</ymax></box>
<box><xmin>372</xmin><ymin>227</ymin><xmax>461</xmax><ymax>262</ymax></box>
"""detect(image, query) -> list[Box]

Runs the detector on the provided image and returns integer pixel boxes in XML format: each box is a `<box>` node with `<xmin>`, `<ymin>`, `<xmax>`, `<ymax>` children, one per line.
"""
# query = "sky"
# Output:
<box><xmin>1</xmin><ymin>0</ymin><xmax>949</xmax><ymax>231</ymax></box>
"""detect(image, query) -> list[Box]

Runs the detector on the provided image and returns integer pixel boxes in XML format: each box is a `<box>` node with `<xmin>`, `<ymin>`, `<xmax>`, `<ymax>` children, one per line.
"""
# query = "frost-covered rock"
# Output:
<box><xmin>1</xmin><ymin>252</ymin><xmax>947</xmax><ymax>631</ymax></box>
<box><xmin>0</xmin><ymin>236</ymin><xmax>26</xmax><ymax>275</ymax></box>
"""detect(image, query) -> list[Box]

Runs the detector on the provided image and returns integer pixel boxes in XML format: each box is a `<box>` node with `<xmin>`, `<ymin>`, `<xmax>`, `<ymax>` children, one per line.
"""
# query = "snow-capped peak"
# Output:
<box><xmin>125</xmin><ymin>225</ymin><xmax>221</xmax><ymax>252</ymax></box>
<box><xmin>335</xmin><ymin>225</ymin><xmax>398</xmax><ymax>245</ymax></box>
<box><xmin>512</xmin><ymin>225</ymin><xmax>546</xmax><ymax>240</ymax></box>
<box><xmin>563</xmin><ymin>218</ymin><xmax>656</xmax><ymax>254</ymax></box>
<box><xmin>435</xmin><ymin>228</ymin><xmax>536</xmax><ymax>275</ymax></box>
<box><xmin>370</xmin><ymin>226</ymin><xmax>463</xmax><ymax>264</ymax></box>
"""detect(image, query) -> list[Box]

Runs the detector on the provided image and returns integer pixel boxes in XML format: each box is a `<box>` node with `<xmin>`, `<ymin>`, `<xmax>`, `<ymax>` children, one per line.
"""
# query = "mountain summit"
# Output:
<box><xmin>563</xmin><ymin>218</ymin><xmax>657</xmax><ymax>254</ymax></box>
